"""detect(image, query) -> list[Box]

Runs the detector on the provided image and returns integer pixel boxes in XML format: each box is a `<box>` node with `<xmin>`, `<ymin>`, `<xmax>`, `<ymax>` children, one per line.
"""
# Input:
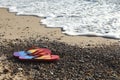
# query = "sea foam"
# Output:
<box><xmin>0</xmin><ymin>0</ymin><xmax>120</xmax><ymax>39</ymax></box>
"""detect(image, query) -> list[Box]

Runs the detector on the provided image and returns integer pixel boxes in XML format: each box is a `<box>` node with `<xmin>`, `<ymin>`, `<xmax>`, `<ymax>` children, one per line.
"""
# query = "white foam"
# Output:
<box><xmin>0</xmin><ymin>0</ymin><xmax>120</xmax><ymax>39</ymax></box>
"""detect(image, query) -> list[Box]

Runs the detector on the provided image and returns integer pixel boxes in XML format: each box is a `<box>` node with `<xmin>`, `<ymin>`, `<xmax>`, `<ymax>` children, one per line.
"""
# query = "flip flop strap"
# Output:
<box><xmin>31</xmin><ymin>50</ymin><xmax>48</xmax><ymax>56</ymax></box>
<box><xmin>26</xmin><ymin>48</ymin><xmax>51</xmax><ymax>56</ymax></box>
<box><xmin>35</xmin><ymin>55</ymin><xmax>52</xmax><ymax>59</ymax></box>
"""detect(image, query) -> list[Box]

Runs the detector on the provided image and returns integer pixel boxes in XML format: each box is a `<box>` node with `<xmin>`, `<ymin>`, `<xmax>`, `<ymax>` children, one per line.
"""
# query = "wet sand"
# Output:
<box><xmin>0</xmin><ymin>8</ymin><xmax>120</xmax><ymax>80</ymax></box>
<box><xmin>0</xmin><ymin>8</ymin><xmax>119</xmax><ymax>47</ymax></box>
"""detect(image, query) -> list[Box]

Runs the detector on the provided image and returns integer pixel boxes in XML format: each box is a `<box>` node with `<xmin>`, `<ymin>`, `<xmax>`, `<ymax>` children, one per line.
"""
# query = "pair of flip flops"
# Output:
<box><xmin>13</xmin><ymin>47</ymin><xmax>60</xmax><ymax>61</ymax></box>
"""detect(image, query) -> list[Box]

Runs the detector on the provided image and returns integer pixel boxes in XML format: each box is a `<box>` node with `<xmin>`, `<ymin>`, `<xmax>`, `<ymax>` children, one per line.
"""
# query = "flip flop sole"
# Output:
<box><xmin>19</xmin><ymin>55</ymin><xmax>60</xmax><ymax>61</ymax></box>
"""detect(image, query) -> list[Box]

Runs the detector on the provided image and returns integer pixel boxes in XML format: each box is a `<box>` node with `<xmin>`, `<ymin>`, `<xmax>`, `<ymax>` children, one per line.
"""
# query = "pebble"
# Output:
<box><xmin>50</xmin><ymin>71</ymin><xmax>54</xmax><ymax>75</ymax></box>
<box><xmin>18</xmin><ymin>68</ymin><xmax>23</xmax><ymax>71</ymax></box>
<box><xmin>0</xmin><ymin>38</ymin><xmax>119</xmax><ymax>80</ymax></box>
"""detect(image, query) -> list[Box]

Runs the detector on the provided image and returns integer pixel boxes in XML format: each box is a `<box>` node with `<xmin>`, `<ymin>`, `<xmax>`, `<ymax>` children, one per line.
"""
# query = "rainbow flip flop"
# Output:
<box><xmin>13</xmin><ymin>47</ymin><xmax>60</xmax><ymax>61</ymax></box>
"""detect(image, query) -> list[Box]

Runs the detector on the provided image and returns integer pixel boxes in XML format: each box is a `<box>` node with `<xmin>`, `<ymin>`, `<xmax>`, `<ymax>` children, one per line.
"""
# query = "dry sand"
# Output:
<box><xmin>0</xmin><ymin>8</ymin><xmax>120</xmax><ymax>80</ymax></box>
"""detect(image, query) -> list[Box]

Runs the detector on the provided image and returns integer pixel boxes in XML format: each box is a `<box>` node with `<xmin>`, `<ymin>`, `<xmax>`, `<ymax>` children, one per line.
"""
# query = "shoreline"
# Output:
<box><xmin>0</xmin><ymin>8</ymin><xmax>119</xmax><ymax>47</ymax></box>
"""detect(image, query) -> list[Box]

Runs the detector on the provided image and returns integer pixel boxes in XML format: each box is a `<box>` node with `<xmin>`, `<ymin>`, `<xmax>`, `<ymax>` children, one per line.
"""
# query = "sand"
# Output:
<box><xmin>0</xmin><ymin>8</ymin><xmax>120</xmax><ymax>80</ymax></box>
<box><xmin>0</xmin><ymin>8</ymin><xmax>119</xmax><ymax>47</ymax></box>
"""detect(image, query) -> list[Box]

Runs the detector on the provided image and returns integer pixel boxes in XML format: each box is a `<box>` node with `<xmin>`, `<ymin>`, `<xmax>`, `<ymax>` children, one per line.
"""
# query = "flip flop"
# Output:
<box><xmin>19</xmin><ymin>54</ymin><xmax>60</xmax><ymax>61</ymax></box>
<box><xmin>14</xmin><ymin>47</ymin><xmax>51</xmax><ymax>58</ymax></box>
<box><xmin>14</xmin><ymin>51</ymin><xmax>59</xmax><ymax>61</ymax></box>
<box><xmin>13</xmin><ymin>47</ymin><xmax>60</xmax><ymax>61</ymax></box>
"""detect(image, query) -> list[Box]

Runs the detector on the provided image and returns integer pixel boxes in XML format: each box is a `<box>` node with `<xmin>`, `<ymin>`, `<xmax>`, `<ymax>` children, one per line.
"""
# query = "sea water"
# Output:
<box><xmin>0</xmin><ymin>0</ymin><xmax>120</xmax><ymax>39</ymax></box>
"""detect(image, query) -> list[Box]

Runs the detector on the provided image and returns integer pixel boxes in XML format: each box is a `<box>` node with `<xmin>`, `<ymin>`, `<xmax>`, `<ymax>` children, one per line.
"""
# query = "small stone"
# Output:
<box><xmin>33</xmin><ymin>66</ymin><xmax>39</xmax><ymax>70</ymax></box>
<box><xmin>56</xmin><ymin>78</ymin><xmax>60</xmax><ymax>80</ymax></box>
<box><xmin>0</xmin><ymin>56</ymin><xmax>7</xmax><ymax>61</ymax></box>
<box><xmin>79</xmin><ymin>59</ymin><xmax>85</xmax><ymax>63</ymax></box>
<box><xmin>56</xmin><ymin>38</ymin><xmax>61</xmax><ymax>40</ymax></box>
<box><xmin>50</xmin><ymin>71</ymin><xmax>54</xmax><ymax>75</ymax></box>
<box><xmin>87</xmin><ymin>44</ymin><xmax>91</xmax><ymax>46</ymax></box>
<box><xmin>18</xmin><ymin>68</ymin><xmax>23</xmax><ymax>71</ymax></box>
